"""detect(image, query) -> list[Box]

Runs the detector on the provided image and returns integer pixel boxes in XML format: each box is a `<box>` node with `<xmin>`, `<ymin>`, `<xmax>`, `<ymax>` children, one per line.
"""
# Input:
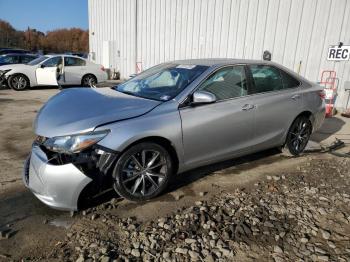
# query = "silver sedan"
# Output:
<box><xmin>23</xmin><ymin>59</ymin><xmax>325</xmax><ymax>210</ymax></box>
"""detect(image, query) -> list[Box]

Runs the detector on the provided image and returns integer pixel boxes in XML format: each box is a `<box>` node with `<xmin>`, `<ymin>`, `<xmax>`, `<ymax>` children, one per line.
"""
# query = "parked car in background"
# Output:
<box><xmin>0</xmin><ymin>48</ymin><xmax>30</xmax><ymax>55</ymax></box>
<box><xmin>23</xmin><ymin>59</ymin><xmax>325</xmax><ymax>210</ymax></box>
<box><xmin>0</xmin><ymin>53</ymin><xmax>39</xmax><ymax>66</ymax></box>
<box><xmin>0</xmin><ymin>54</ymin><xmax>108</xmax><ymax>90</ymax></box>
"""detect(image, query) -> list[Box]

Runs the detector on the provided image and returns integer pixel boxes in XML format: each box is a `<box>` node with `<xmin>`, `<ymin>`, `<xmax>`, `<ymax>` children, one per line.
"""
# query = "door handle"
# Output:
<box><xmin>291</xmin><ymin>94</ymin><xmax>301</xmax><ymax>100</ymax></box>
<box><xmin>242</xmin><ymin>104</ymin><xmax>255</xmax><ymax>111</ymax></box>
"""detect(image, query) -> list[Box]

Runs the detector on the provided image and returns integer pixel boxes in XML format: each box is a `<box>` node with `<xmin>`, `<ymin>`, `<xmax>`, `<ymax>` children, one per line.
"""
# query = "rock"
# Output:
<box><xmin>317</xmin><ymin>255</ymin><xmax>329</xmax><ymax>261</ymax></box>
<box><xmin>199</xmin><ymin>191</ymin><xmax>207</xmax><ymax>197</ymax></box>
<box><xmin>188</xmin><ymin>250</ymin><xmax>200</xmax><ymax>259</ymax></box>
<box><xmin>300</xmin><ymin>237</ymin><xmax>309</xmax><ymax>243</ymax></box>
<box><xmin>195</xmin><ymin>201</ymin><xmax>203</xmax><ymax>206</ymax></box>
<box><xmin>321</xmin><ymin>230</ymin><xmax>331</xmax><ymax>240</ymax></box>
<box><xmin>76</xmin><ymin>255</ymin><xmax>84</xmax><ymax>262</ymax></box>
<box><xmin>175</xmin><ymin>247</ymin><xmax>188</xmax><ymax>255</ymax></box>
<box><xmin>91</xmin><ymin>214</ymin><xmax>98</xmax><ymax>221</ymax></box>
<box><xmin>327</xmin><ymin>241</ymin><xmax>336</xmax><ymax>249</ymax></box>
<box><xmin>100</xmin><ymin>255</ymin><xmax>110</xmax><ymax>262</ymax></box>
<box><xmin>185</xmin><ymin>238</ymin><xmax>197</xmax><ymax>244</ymax></box>
<box><xmin>131</xmin><ymin>249</ymin><xmax>141</xmax><ymax>257</ymax></box>
<box><xmin>274</xmin><ymin>245</ymin><xmax>283</xmax><ymax>253</ymax></box>
<box><xmin>162</xmin><ymin>252</ymin><xmax>170</xmax><ymax>259</ymax></box>
<box><xmin>267</xmin><ymin>176</ymin><xmax>272</xmax><ymax>180</ymax></box>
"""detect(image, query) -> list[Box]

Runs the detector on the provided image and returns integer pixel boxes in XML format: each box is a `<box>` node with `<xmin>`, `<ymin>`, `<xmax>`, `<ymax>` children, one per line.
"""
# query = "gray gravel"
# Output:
<box><xmin>49</xmin><ymin>156</ymin><xmax>350</xmax><ymax>262</ymax></box>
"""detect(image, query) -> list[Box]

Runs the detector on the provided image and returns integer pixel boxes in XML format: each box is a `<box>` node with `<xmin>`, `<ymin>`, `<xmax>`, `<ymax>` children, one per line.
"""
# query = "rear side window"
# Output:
<box><xmin>198</xmin><ymin>65</ymin><xmax>248</xmax><ymax>100</ymax></box>
<box><xmin>64</xmin><ymin>57</ymin><xmax>86</xmax><ymax>66</ymax></box>
<box><xmin>280</xmin><ymin>70</ymin><xmax>300</xmax><ymax>89</ymax></box>
<box><xmin>250</xmin><ymin>65</ymin><xmax>283</xmax><ymax>93</ymax></box>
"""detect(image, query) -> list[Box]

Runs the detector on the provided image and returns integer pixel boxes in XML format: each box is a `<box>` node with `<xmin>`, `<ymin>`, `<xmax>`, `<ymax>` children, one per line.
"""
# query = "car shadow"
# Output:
<box><xmin>311</xmin><ymin>116</ymin><xmax>346</xmax><ymax>143</ymax></box>
<box><xmin>79</xmin><ymin>147</ymin><xmax>284</xmax><ymax>210</ymax></box>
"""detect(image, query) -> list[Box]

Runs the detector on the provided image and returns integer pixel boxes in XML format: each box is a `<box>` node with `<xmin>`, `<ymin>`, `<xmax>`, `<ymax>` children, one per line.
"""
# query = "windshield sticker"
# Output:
<box><xmin>176</xmin><ymin>64</ymin><xmax>196</xmax><ymax>69</ymax></box>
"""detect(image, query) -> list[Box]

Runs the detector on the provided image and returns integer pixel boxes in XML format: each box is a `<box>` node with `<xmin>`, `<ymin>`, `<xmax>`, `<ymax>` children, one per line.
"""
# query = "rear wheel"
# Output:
<box><xmin>81</xmin><ymin>74</ymin><xmax>97</xmax><ymax>87</ymax></box>
<box><xmin>113</xmin><ymin>142</ymin><xmax>174</xmax><ymax>201</ymax></box>
<box><xmin>283</xmin><ymin>116</ymin><xmax>312</xmax><ymax>156</ymax></box>
<box><xmin>8</xmin><ymin>74</ymin><xmax>29</xmax><ymax>91</ymax></box>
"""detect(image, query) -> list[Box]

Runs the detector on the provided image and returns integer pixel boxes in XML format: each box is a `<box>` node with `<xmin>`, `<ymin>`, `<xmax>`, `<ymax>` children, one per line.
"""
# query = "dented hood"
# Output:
<box><xmin>34</xmin><ymin>87</ymin><xmax>161</xmax><ymax>137</ymax></box>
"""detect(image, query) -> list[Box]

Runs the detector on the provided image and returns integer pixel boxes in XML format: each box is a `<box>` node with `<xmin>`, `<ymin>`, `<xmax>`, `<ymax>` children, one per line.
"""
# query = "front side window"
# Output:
<box><xmin>64</xmin><ymin>57</ymin><xmax>86</xmax><ymax>66</ymax></box>
<box><xmin>197</xmin><ymin>65</ymin><xmax>248</xmax><ymax>100</ymax></box>
<box><xmin>250</xmin><ymin>65</ymin><xmax>283</xmax><ymax>93</ymax></box>
<box><xmin>116</xmin><ymin>64</ymin><xmax>208</xmax><ymax>101</ymax></box>
<box><xmin>42</xmin><ymin>56</ymin><xmax>63</xmax><ymax>67</ymax></box>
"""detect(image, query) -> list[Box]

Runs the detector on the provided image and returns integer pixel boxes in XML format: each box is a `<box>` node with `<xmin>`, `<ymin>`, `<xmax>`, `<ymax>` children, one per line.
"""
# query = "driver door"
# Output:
<box><xmin>179</xmin><ymin>65</ymin><xmax>255</xmax><ymax>167</ymax></box>
<box><xmin>36</xmin><ymin>56</ymin><xmax>62</xmax><ymax>86</ymax></box>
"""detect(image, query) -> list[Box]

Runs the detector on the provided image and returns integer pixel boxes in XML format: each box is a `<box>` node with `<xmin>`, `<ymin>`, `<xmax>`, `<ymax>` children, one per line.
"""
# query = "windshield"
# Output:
<box><xmin>27</xmin><ymin>56</ymin><xmax>48</xmax><ymax>65</ymax></box>
<box><xmin>116</xmin><ymin>63</ymin><xmax>208</xmax><ymax>101</ymax></box>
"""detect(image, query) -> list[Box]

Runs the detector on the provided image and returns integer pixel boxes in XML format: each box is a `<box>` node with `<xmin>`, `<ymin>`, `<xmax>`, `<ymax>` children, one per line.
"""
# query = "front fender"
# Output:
<box><xmin>94</xmin><ymin>101</ymin><xmax>184</xmax><ymax>168</ymax></box>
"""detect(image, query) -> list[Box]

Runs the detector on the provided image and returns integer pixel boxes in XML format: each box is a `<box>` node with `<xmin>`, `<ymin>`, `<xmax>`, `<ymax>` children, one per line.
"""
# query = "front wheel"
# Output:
<box><xmin>8</xmin><ymin>74</ymin><xmax>29</xmax><ymax>91</ymax></box>
<box><xmin>113</xmin><ymin>142</ymin><xmax>174</xmax><ymax>201</ymax></box>
<box><xmin>283</xmin><ymin>116</ymin><xmax>312</xmax><ymax>156</ymax></box>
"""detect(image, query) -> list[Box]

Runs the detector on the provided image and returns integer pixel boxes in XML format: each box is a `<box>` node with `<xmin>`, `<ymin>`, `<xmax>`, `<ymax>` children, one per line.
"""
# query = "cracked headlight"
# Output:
<box><xmin>43</xmin><ymin>130</ymin><xmax>110</xmax><ymax>154</ymax></box>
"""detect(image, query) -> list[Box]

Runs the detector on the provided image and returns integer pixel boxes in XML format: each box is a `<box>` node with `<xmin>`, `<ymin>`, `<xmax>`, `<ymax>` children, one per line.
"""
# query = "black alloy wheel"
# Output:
<box><xmin>284</xmin><ymin>116</ymin><xmax>312</xmax><ymax>156</ymax></box>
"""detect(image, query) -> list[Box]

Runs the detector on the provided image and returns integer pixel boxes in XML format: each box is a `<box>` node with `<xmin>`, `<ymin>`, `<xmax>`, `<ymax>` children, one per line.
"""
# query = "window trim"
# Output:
<box><xmin>247</xmin><ymin>64</ymin><xmax>301</xmax><ymax>96</ymax></box>
<box><xmin>179</xmin><ymin>64</ymin><xmax>253</xmax><ymax>108</ymax></box>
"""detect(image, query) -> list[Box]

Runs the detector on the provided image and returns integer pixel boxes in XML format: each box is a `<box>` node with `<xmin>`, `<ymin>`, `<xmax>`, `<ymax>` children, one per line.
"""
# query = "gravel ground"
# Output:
<box><xmin>45</xmin><ymin>154</ymin><xmax>350</xmax><ymax>262</ymax></box>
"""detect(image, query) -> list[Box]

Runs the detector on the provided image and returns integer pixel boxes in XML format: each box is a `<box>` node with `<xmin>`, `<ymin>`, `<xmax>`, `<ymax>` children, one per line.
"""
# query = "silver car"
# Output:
<box><xmin>23</xmin><ymin>59</ymin><xmax>325</xmax><ymax>210</ymax></box>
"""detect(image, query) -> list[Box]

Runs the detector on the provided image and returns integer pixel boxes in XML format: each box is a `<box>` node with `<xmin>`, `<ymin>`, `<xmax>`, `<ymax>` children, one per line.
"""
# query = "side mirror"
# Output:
<box><xmin>191</xmin><ymin>91</ymin><xmax>216</xmax><ymax>106</ymax></box>
<box><xmin>40</xmin><ymin>64</ymin><xmax>46</xmax><ymax>68</ymax></box>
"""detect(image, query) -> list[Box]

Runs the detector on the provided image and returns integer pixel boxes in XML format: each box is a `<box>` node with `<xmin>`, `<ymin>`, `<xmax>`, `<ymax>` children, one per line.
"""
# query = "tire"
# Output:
<box><xmin>283</xmin><ymin>116</ymin><xmax>312</xmax><ymax>156</ymax></box>
<box><xmin>81</xmin><ymin>74</ymin><xmax>97</xmax><ymax>87</ymax></box>
<box><xmin>113</xmin><ymin>142</ymin><xmax>174</xmax><ymax>201</ymax></box>
<box><xmin>8</xmin><ymin>74</ymin><xmax>29</xmax><ymax>91</ymax></box>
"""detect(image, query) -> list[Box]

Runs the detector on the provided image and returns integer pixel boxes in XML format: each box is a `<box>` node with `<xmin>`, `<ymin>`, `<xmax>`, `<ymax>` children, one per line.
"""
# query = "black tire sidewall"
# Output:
<box><xmin>9</xmin><ymin>74</ymin><xmax>29</xmax><ymax>91</ymax></box>
<box><xmin>285</xmin><ymin>116</ymin><xmax>312</xmax><ymax>156</ymax></box>
<box><xmin>82</xmin><ymin>74</ymin><xmax>97</xmax><ymax>86</ymax></box>
<box><xmin>113</xmin><ymin>142</ymin><xmax>174</xmax><ymax>201</ymax></box>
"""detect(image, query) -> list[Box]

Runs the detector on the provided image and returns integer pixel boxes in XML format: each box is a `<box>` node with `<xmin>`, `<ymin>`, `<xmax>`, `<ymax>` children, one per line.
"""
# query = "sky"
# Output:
<box><xmin>0</xmin><ymin>0</ymin><xmax>88</xmax><ymax>32</ymax></box>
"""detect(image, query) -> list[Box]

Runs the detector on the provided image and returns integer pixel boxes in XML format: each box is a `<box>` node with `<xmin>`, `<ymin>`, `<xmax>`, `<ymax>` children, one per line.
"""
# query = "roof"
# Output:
<box><xmin>171</xmin><ymin>58</ymin><xmax>272</xmax><ymax>66</ymax></box>
<box><xmin>0</xmin><ymin>53</ymin><xmax>38</xmax><ymax>57</ymax></box>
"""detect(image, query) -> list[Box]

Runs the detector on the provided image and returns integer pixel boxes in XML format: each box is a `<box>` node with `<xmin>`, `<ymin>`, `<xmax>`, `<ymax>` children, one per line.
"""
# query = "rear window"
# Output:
<box><xmin>280</xmin><ymin>70</ymin><xmax>300</xmax><ymax>89</ymax></box>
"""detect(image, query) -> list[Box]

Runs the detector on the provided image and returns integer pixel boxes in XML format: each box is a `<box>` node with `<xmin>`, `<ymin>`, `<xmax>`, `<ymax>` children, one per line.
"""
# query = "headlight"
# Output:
<box><xmin>43</xmin><ymin>130</ymin><xmax>110</xmax><ymax>154</ymax></box>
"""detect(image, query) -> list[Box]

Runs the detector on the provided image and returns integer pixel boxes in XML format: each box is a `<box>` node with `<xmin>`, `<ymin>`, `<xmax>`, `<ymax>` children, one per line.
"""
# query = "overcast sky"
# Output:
<box><xmin>0</xmin><ymin>0</ymin><xmax>88</xmax><ymax>32</ymax></box>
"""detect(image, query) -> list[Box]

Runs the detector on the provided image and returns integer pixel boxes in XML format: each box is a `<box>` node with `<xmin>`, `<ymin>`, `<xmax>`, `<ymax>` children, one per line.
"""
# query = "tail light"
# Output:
<box><xmin>318</xmin><ymin>90</ymin><xmax>326</xmax><ymax>99</ymax></box>
<box><xmin>100</xmin><ymin>66</ymin><xmax>105</xmax><ymax>72</ymax></box>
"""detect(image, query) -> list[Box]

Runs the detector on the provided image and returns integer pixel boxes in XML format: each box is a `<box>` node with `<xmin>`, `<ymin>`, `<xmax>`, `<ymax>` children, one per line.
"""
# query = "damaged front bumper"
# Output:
<box><xmin>23</xmin><ymin>144</ymin><xmax>117</xmax><ymax>211</ymax></box>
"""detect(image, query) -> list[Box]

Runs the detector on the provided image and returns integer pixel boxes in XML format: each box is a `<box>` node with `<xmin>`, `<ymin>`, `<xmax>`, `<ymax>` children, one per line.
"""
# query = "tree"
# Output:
<box><xmin>0</xmin><ymin>19</ymin><xmax>89</xmax><ymax>53</ymax></box>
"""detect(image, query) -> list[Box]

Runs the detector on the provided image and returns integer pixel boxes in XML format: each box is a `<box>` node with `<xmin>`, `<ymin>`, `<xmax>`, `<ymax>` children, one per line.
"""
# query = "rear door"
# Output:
<box><xmin>63</xmin><ymin>56</ymin><xmax>87</xmax><ymax>85</ymax></box>
<box><xmin>179</xmin><ymin>65</ymin><xmax>255</xmax><ymax>167</ymax></box>
<box><xmin>247</xmin><ymin>64</ymin><xmax>302</xmax><ymax>151</ymax></box>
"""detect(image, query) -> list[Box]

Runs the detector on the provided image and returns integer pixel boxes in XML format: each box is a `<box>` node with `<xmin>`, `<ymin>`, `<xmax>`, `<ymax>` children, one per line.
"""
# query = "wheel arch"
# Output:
<box><xmin>283</xmin><ymin>110</ymin><xmax>314</xmax><ymax>145</ymax></box>
<box><xmin>8</xmin><ymin>73</ymin><xmax>31</xmax><ymax>87</ymax></box>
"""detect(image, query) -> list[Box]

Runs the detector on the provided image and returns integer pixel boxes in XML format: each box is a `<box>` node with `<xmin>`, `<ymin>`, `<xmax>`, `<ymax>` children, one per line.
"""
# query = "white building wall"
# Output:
<box><xmin>89</xmin><ymin>0</ymin><xmax>350</xmax><ymax>109</ymax></box>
